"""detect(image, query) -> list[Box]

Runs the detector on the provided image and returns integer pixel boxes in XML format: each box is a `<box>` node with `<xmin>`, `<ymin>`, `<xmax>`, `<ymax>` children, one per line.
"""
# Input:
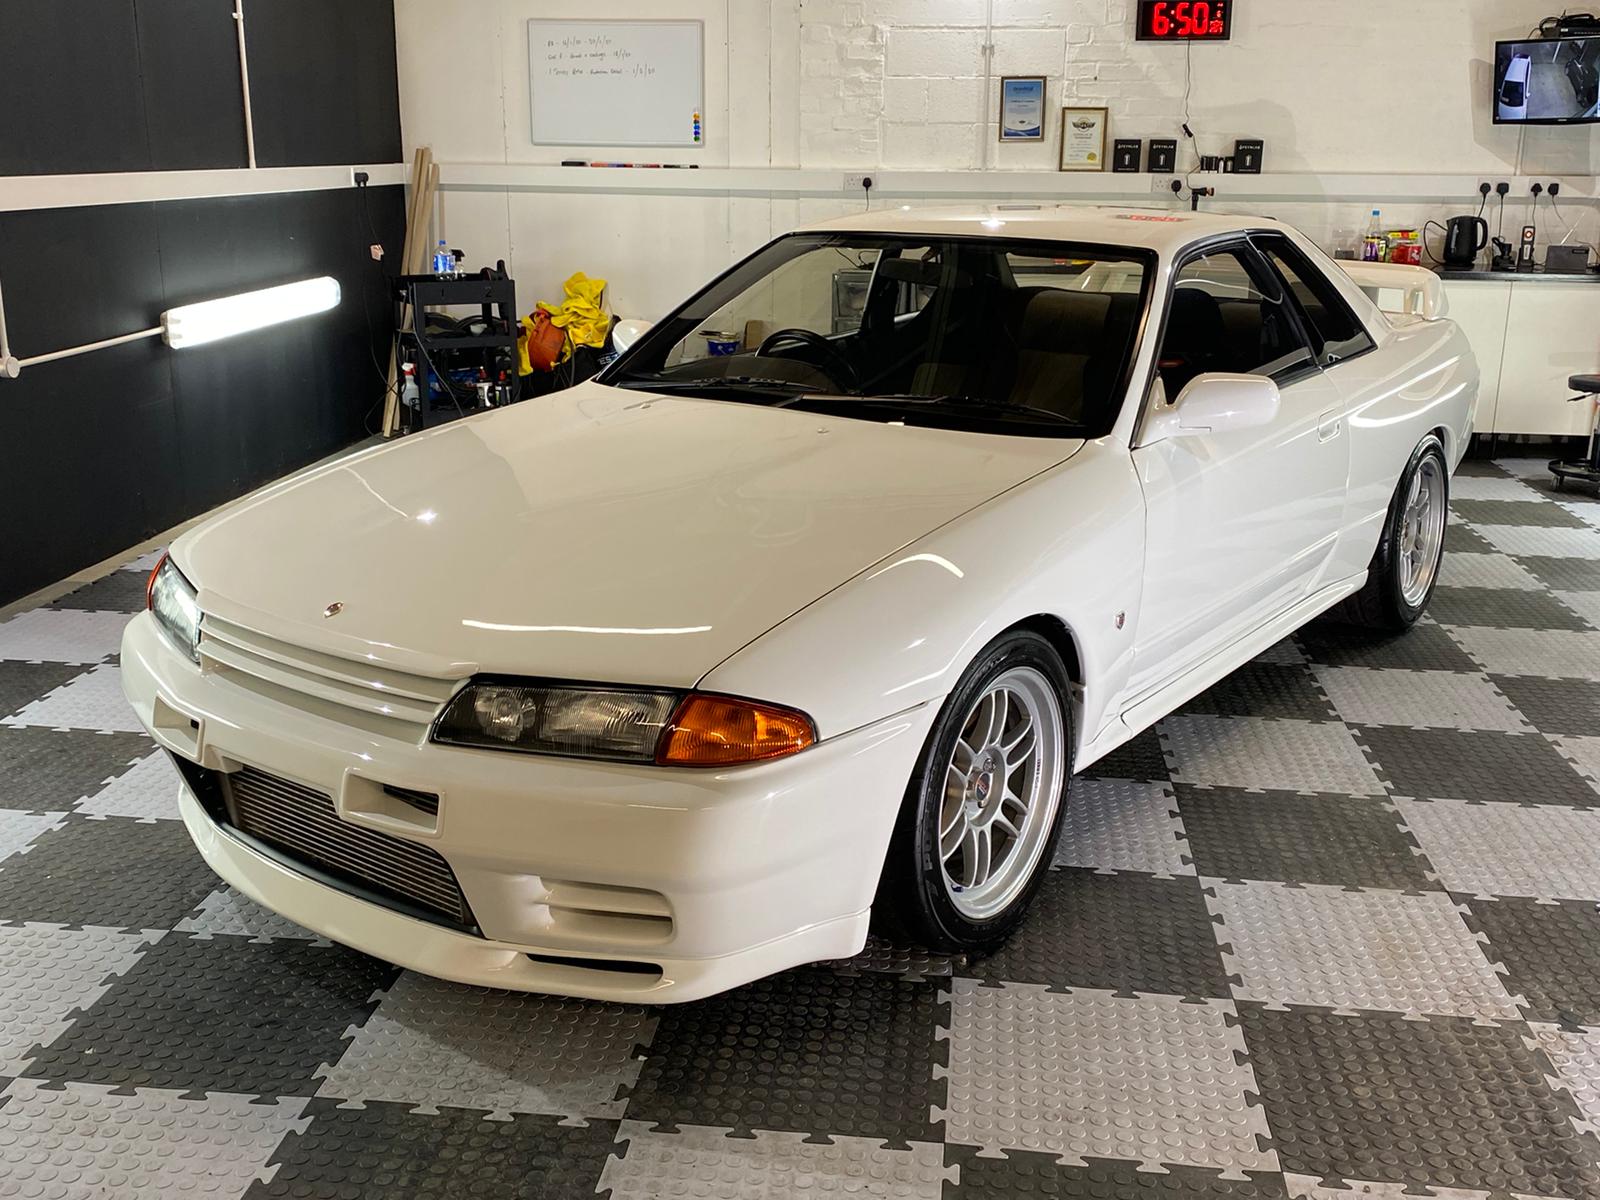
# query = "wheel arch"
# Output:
<box><xmin>1428</xmin><ymin>424</ymin><xmax>1452</xmax><ymax>465</ymax></box>
<box><xmin>1003</xmin><ymin>613</ymin><xmax>1087</xmax><ymax>753</ymax></box>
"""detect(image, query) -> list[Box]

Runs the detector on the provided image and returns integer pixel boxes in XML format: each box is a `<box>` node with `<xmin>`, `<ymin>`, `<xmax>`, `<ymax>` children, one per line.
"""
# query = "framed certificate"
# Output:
<box><xmin>998</xmin><ymin>76</ymin><xmax>1047</xmax><ymax>141</ymax></box>
<box><xmin>1058</xmin><ymin>106</ymin><xmax>1108</xmax><ymax>171</ymax></box>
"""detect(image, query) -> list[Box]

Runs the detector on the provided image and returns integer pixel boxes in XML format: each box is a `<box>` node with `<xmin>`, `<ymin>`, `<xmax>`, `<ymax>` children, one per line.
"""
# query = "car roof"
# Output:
<box><xmin>795</xmin><ymin>204</ymin><xmax>1296</xmax><ymax>256</ymax></box>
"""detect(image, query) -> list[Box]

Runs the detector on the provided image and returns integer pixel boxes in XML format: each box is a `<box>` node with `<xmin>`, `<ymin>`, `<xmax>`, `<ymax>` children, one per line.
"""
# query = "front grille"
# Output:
<box><xmin>198</xmin><ymin>616</ymin><xmax>460</xmax><ymax>741</ymax></box>
<box><xmin>226</xmin><ymin>766</ymin><xmax>473</xmax><ymax>929</ymax></box>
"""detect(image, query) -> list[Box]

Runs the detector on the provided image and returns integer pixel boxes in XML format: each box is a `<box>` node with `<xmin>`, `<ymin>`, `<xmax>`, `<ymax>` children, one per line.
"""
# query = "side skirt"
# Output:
<box><xmin>1074</xmin><ymin>570</ymin><xmax>1368</xmax><ymax>772</ymax></box>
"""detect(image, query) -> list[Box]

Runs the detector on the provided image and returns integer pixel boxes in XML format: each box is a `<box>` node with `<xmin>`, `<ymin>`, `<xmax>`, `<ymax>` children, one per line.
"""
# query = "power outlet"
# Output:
<box><xmin>841</xmin><ymin>173</ymin><xmax>873</xmax><ymax>192</ymax></box>
<box><xmin>1150</xmin><ymin>175</ymin><xmax>1180</xmax><ymax>196</ymax></box>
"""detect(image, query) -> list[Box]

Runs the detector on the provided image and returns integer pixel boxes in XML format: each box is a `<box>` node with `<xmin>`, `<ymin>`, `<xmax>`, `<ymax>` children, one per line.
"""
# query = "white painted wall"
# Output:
<box><xmin>397</xmin><ymin>0</ymin><xmax>1600</xmax><ymax>320</ymax></box>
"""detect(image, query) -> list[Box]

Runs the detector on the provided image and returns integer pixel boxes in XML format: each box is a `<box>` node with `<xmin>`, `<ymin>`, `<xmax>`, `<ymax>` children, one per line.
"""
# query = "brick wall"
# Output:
<box><xmin>790</xmin><ymin>0</ymin><xmax>1594</xmax><ymax>176</ymax></box>
<box><xmin>395</xmin><ymin>0</ymin><xmax>1600</xmax><ymax>317</ymax></box>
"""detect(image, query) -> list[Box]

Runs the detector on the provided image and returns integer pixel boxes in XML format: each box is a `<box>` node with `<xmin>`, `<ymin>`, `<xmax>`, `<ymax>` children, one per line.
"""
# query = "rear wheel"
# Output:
<box><xmin>1331</xmin><ymin>434</ymin><xmax>1449</xmax><ymax>632</ymax></box>
<box><xmin>873</xmin><ymin>630</ymin><xmax>1071</xmax><ymax>952</ymax></box>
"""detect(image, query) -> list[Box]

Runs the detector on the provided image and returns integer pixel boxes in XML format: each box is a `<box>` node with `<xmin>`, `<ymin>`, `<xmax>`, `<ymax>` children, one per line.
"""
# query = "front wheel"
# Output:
<box><xmin>1331</xmin><ymin>434</ymin><xmax>1449</xmax><ymax>632</ymax></box>
<box><xmin>872</xmin><ymin>630</ymin><xmax>1072</xmax><ymax>952</ymax></box>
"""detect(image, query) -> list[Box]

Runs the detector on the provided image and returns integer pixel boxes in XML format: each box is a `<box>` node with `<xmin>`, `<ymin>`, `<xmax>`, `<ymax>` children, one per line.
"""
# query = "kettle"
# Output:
<box><xmin>1443</xmin><ymin>215</ymin><xmax>1489</xmax><ymax>269</ymax></box>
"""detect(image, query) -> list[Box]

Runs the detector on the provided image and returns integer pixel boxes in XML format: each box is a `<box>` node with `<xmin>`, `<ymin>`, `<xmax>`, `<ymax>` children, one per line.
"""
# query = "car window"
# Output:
<box><xmin>609</xmin><ymin>233</ymin><xmax>1154</xmax><ymax>438</ymax></box>
<box><xmin>1252</xmin><ymin>234</ymin><xmax>1376</xmax><ymax>366</ymax></box>
<box><xmin>1158</xmin><ymin>246</ymin><xmax>1315</xmax><ymax>397</ymax></box>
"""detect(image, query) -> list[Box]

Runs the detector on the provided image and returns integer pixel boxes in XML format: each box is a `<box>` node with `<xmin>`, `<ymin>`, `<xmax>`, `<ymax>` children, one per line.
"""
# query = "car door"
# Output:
<box><xmin>1249</xmin><ymin>231</ymin><xmax>1380</xmax><ymax>581</ymax></box>
<box><xmin>1126</xmin><ymin>238</ymin><xmax>1350</xmax><ymax>700</ymax></box>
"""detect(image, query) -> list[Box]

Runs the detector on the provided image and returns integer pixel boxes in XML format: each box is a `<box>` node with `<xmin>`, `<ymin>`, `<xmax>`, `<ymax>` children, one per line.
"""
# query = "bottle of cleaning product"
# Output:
<box><xmin>401</xmin><ymin>362</ymin><xmax>419</xmax><ymax>409</ymax></box>
<box><xmin>1362</xmin><ymin>210</ymin><xmax>1385</xmax><ymax>262</ymax></box>
<box><xmin>432</xmin><ymin>239</ymin><xmax>452</xmax><ymax>277</ymax></box>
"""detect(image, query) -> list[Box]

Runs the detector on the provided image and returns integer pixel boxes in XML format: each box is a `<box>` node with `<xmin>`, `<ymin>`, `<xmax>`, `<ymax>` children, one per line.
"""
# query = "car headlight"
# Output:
<box><xmin>146</xmin><ymin>553</ymin><xmax>201</xmax><ymax>663</ymax></box>
<box><xmin>431</xmin><ymin>681</ymin><xmax>816</xmax><ymax>767</ymax></box>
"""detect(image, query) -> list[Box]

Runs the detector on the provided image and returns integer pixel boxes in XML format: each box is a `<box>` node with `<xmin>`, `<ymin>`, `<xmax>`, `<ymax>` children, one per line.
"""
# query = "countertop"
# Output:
<box><xmin>1433</xmin><ymin>267</ymin><xmax>1600</xmax><ymax>284</ymax></box>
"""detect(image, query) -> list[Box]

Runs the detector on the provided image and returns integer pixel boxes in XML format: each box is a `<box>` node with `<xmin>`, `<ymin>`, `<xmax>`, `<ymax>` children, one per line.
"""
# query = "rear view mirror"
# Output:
<box><xmin>1142</xmin><ymin>373</ymin><xmax>1280</xmax><ymax>444</ymax></box>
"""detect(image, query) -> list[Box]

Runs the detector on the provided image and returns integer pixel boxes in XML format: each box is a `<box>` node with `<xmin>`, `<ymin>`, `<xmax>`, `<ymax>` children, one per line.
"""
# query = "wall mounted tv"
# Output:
<box><xmin>1495</xmin><ymin>37</ymin><xmax>1600</xmax><ymax>123</ymax></box>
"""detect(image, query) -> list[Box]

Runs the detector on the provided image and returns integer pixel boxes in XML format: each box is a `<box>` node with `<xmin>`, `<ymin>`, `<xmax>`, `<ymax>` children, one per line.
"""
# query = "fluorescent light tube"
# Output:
<box><xmin>161</xmin><ymin>276</ymin><xmax>341</xmax><ymax>349</ymax></box>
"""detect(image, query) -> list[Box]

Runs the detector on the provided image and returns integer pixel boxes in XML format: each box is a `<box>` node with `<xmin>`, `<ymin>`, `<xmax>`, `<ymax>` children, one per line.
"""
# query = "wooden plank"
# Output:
<box><xmin>382</xmin><ymin>146</ymin><xmax>431</xmax><ymax>437</ymax></box>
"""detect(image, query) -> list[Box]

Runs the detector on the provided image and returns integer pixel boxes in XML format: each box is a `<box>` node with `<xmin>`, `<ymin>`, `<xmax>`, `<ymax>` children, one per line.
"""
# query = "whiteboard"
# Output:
<box><xmin>528</xmin><ymin>20</ymin><xmax>704</xmax><ymax>148</ymax></box>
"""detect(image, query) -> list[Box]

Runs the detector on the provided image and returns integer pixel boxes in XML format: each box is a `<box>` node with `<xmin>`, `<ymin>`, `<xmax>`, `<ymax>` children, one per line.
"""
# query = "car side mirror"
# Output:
<box><xmin>611</xmin><ymin>318</ymin><xmax>653</xmax><ymax>353</ymax></box>
<box><xmin>1142</xmin><ymin>373</ymin><xmax>1280</xmax><ymax>444</ymax></box>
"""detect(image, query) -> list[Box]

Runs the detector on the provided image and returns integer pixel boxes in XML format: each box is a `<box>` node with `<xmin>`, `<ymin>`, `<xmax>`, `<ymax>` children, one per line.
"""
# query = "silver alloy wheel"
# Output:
<box><xmin>1398</xmin><ymin>455</ymin><xmax>1447</xmax><ymax>607</ymax></box>
<box><xmin>938</xmin><ymin>665</ymin><xmax>1065</xmax><ymax>920</ymax></box>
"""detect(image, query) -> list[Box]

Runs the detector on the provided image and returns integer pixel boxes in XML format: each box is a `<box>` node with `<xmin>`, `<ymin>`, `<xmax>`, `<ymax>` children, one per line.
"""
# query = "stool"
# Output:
<box><xmin>1550</xmin><ymin>374</ymin><xmax>1600</xmax><ymax>494</ymax></box>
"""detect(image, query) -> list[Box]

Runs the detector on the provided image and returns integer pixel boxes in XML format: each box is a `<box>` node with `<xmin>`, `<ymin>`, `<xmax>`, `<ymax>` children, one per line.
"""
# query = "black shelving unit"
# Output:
<box><xmin>393</xmin><ymin>272</ymin><xmax>518</xmax><ymax>431</ymax></box>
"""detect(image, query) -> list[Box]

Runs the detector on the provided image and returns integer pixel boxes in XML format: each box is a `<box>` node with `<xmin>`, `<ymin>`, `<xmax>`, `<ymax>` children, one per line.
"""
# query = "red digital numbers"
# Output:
<box><xmin>1139</xmin><ymin>0</ymin><xmax>1229</xmax><ymax>40</ymax></box>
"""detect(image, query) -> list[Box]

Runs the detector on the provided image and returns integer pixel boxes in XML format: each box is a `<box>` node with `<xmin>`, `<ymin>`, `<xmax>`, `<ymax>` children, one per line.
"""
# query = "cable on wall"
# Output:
<box><xmin>0</xmin><ymin>277</ymin><xmax>17</xmax><ymax>379</ymax></box>
<box><xmin>978</xmin><ymin>0</ymin><xmax>995</xmax><ymax>170</ymax></box>
<box><xmin>234</xmin><ymin>0</ymin><xmax>258</xmax><ymax>168</ymax></box>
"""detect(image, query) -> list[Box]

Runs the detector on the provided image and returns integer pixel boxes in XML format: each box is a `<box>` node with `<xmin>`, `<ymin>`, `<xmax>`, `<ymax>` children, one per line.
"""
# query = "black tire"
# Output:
<box><xmin>872</xmin><ymin>629</ymin><xmax>1073</xmax><ymax>952</ymax></box>
<box><xmin>1329</xmin><ymin>434</ymin><xmax>1449</xmax><ymax>633</ymax></box>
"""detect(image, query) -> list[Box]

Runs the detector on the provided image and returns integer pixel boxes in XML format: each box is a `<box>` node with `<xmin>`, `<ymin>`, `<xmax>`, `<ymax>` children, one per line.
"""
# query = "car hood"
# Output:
<box><xmin>176</xmin><ymin>382</ymin><xmax>1079</xmax><ymax>687</ymax></box>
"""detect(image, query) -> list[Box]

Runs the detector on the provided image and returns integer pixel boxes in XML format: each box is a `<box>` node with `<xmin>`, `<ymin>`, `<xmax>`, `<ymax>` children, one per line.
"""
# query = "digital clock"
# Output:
<box><xmin>1136</xmin><ymin>0</ymin><xmax>1232</xmax><ymax>40</ymax></box>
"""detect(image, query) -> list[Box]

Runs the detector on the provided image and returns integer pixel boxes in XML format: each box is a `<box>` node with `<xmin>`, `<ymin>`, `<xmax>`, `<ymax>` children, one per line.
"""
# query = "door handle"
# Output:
<box><xmin>1318</xmin><ymin>411</ymin><xmax>1343</xmax><ymax>442</ymax></box>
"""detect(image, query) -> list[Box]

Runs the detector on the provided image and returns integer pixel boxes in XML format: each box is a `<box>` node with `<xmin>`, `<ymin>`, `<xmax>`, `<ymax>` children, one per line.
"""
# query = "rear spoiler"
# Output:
<box><xmin>1336</xmin><ymin>260</ymin><xmax>1449</xmax><ymax>321</ymax></box>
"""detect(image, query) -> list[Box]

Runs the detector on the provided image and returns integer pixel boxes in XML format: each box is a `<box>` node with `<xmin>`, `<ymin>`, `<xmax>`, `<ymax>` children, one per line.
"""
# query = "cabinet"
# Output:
<box><xmin>1439</xmin><ymin>276</ymin><xmax>1600</xmax><ymax>437</ymax></box>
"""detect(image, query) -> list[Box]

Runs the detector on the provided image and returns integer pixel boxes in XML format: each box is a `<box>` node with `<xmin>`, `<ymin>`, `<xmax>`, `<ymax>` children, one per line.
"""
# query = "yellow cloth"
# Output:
<box><xmin>533</xmin><ymin>271</ymin><xmax>611</xmax><ymax>362</ymax></box>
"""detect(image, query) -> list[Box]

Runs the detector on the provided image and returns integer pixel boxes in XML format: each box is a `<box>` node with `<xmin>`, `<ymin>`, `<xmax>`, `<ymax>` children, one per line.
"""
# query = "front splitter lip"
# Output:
<box><xmin>176</xmin><ymin>786</ymin><xmax>871</xmax><ymax>1004</ymax></box>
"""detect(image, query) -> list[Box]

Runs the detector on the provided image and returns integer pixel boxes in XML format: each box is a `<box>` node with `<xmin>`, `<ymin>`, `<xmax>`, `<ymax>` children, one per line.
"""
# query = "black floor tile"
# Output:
<box><xmin>969</xmin><ymin>867</ymin><xmax>1235</xmax><ymax>998</ymax></box>
<box><xmin>0</xmin><ymin>661</ymin><xmax>85</xmax><ymax>721</ymax></box>
<box><xmin>1177</xmin><ymin>785</ymin><xmax>1435</xmax><ymax>890</ymax></box>
<box><xmin>1493</xmin><ymin>674</ymin><xmax>1600</xmax><ymax>737</ymax></box>
<box><xmin>245</xmin><ymin>1103</ymin><xmax>618</xmax><ymax>1200</ymax></box>
<box><xmin>1445</xmin><ymin>522</ymin><xmax>1498</xmax><ymax>555</ymax></box>
<box><xmin>1079</xmin><ymin>726</ymin><xmax>1170</xmax><ymax>782</ymax></box>
<box><xmin>0</xmin><ymin>726</ymin><xmax>152</xmax><ymax>812</ymax></box>
<box><xmin>1355</xmin><ymin>724</ymin><xmax>1599</xmax><ymax>806</ymax></box>
<box><xmin>1517</xmin><ymin>555</ymin><xmax>1600</xmax><ymax>592</ymax></box>
<box><xmin>1296</xmin><ymin>621</ymin><xmax>1481</xmax><ymax>673</ymax></box>
<box><xmin>1430</xmin><ymin>585</ymin><xmax>1595</xmax><ymax>631</ymax></box>
<box><xmin>1452</xmin><ymin>497</ymin><xmax>1593</xmax><ymax>528</ymax></box>
<box><xmin>28</xmin><ymin>934</ymin><xmax>398</xmax><ymax>1096</ymax></box>
<box><xmin>624</xmin><ymin>969</ymin><xmax>942</xmax><ymax>1145</ymax></box>
<box><xmin>946</xmin><ymin>1149</ymin><xmax>1289</xmax><ymax>1200</ymax></box>
<box><xmin>47</xmin><ymin>571</ymin><xmax>151</xmax><ymax>614</ymax></box>
<box><xmin>1454</xmin><ymin>459</ymin><xmax>1512</xmax><ymax>478</ymax></box>
<box><xmin>1177</xmin><ymin>661</ymin><xmax>1337</xmax><ymax>722</ymax></box>
<box><xmin>0</xmin><ymin>815</ymin><xmax>217</xmax><ymax>927</ymax></box>
<box><xmin>1238</xmin><ymin>1003</ymin><xmax>1600</xmax><ymax>1196</ymax></box>
<box><xmin>1464</xmin><ymin>896</ymin><xmax>1600</xmax><ymax>1025</ymax></box>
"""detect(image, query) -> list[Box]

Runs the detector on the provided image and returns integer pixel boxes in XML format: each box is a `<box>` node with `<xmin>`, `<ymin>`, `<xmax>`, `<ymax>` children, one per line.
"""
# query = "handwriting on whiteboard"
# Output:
<box><xmin>540</xmin><ymin>36</ymin><xmax>659</xmax><ymax>79</ymax></box>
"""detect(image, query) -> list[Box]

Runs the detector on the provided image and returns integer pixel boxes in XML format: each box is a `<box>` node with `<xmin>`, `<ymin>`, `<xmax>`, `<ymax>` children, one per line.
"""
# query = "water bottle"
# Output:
<box><xmin>401</xmin><ymin>363</ymin><xmax>419</xmax><ymax>409</ymax></box>
<box><xmin>1362</xmin><ymin>210</ymin><xmax>1385</xmax><ymax>262</ymax></box>
<box><xmin>432</xmin><ymin>239</ymin><xmax>452</xmax><ymax>277</ymax></box>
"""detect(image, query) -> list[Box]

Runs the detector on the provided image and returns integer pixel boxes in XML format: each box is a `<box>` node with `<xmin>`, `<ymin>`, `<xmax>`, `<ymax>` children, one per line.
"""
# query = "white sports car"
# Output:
<box><xmin>123</xmin><ymin>207</ymin><xmax>1476</xmax><ymax>1002</ymax></box>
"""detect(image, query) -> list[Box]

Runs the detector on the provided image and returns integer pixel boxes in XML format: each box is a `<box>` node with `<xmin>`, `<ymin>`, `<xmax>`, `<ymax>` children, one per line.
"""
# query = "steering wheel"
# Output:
<box><xmin>755</xmin><ymin>328</ymin><xmax>860</xmax><ymax>389</ymax></box>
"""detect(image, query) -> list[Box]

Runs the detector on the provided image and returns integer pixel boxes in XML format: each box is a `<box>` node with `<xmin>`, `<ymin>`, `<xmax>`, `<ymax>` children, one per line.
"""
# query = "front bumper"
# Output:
<box><xmin>121</xmin><ymin>612</ymin><xmax>935</xmax><ymax>1002</ymax></box>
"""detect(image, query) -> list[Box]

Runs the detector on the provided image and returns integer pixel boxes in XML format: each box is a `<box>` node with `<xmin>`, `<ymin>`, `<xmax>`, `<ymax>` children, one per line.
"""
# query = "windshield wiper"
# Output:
<box><xmin>788</xmin><ymin>393</ymin><xmax>1076</xmax><ymax>423</ymax></box>
<box><xmin>613</xmin><ymin>375</ymin><xmax>817</xmax><ymax>394</ymax></box>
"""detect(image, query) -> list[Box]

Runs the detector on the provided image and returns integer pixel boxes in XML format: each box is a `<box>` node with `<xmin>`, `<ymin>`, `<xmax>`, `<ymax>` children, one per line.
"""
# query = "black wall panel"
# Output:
<box><xmin>244</xmin><ymin>0</ymin><xmax>403</xmax><ymax>167</ymax></box>
<box><xmin>0</xmin><ymin>1</ymin><xmax>151</xmax><ymax>175</ymax></box>
<box><xmin>0</xmin><ymin>203</ymin><xmax>184</xmax><ymax>586</ymax></box>
<box><xmin>136</xmin><ymin>0</ymin><xmax>249</xmax><ymax>171</ymax></box>
<box><xmin>157</xmin><ymin>187</ymin><xmax>403</xmax><ymax>513</ymax></box>
<box><xmin>0</xmin><ymin>186</ymin><xmax>406</xmax><ymax>604</ymax></box>
<box><xmin>0</xmin><ymin>0</ymin><xmax>400</xmax><ymax>175</ymax></box>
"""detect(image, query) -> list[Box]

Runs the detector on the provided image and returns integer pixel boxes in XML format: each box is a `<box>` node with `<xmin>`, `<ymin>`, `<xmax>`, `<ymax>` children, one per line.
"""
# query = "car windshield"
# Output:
<box><xmin>605</xmin><ymin>232</ymin><xmax>1151</xmax><ymax>437</ymax></box>
<box><xmin>1503</xmin><ymin>79</ymin><xmax>1526</xmax><ymax>105</ymax></box>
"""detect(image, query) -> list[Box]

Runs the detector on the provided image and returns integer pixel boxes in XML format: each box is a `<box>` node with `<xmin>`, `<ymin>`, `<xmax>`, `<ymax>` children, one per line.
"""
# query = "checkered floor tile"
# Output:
<box><xmin>4</xmin><ymin>460</ymin><xmax>1600</xmax><ymax>1198</ymax></box>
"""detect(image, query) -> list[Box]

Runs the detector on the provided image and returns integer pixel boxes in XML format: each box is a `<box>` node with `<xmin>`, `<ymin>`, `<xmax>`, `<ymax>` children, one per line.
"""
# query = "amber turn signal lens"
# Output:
<box><xmin>657</xmin><ymin>694</ymin><xmax>817</xmax><ymax>767</ymax></box>
<box><xmin>146</xmin><ymin>552</ymin><xmax>169</xmax><ymax>611</ymax></box>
